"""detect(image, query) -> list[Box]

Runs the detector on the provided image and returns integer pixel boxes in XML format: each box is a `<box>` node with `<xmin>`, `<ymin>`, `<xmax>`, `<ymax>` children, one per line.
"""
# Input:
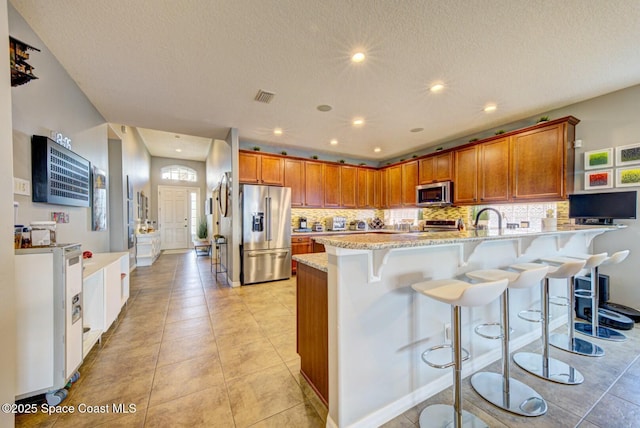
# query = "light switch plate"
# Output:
<box><xmin>13</xmin><ymin>177</ymin><xmax>31</xmax><ymax>196</ymax></box>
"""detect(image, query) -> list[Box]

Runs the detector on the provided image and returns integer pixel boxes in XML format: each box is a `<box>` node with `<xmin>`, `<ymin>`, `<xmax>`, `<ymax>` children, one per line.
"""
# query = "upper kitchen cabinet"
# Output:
<box><xmin>304</xmin><ymin>161</ymin><xmax>324</xmax><ymax>207</ymax></box>
<box><xmin>386</xmin><ymin>164</ymin><xmax>403</xmax><ymax>208</ymax></box>
<box><xmin>453</xmin><ymin>146</ymin><xmax>479</xmax><ymax>204</ymax></box>
<box><xmin>419</xmin><ymin>152</ymin><xmax>452</xmax><ymax>184</ymax></box>
<box><xmin>340</xmin><ymin>165</ymin><xmax>357</xmax><ymax>208</ymax></box>
<box><xmin>284</xmin><ymin>158</ymin><xmax>305</xmax><ymax>207</ymax></box>
<box><xmin>323</xmin><ymin>164</ymin><xmax>342</xmax><ymax>207</ymax></box>
<box><xmin>377</xmin><ymin>169</ymin><xmax>388</xmax><ymax>208</ymax></box>
<box><xmin>511</xmin><ymin>119</ymin><xmax>577</xmax><ymax>201</ymax></box>
<box><xmin>356</xmin><ymin>167</ymin><xmax>376</xmax><ymax>208</ymax></box>
<box><xmin>238</xmin><ymin>151</ymin><xmax>284</xmax><ymax>185</ymax></box>
<box><xmin>401</xmin><ymin>161</ymin><xmax>418</xmax><ymax>206</ymax></box>
<box><xmin>478</xmin><ymin>137</ymin><xmax>510</xmax><ymax>203</ymax></box>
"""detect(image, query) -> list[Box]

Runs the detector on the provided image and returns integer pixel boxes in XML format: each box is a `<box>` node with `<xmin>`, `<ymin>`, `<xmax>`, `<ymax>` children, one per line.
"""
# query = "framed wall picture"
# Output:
<box><xmin>584</xmin><ymin>169</ymin><xmax>613</xmax><ymax>190</ymax></box>
<box><xmin>126</xmin><ymin>175</ymin><xmax>133</xmax><ymax>200</ymax></box>
<box><xmin>584</xmin><ymin>148</ymin><xmax>613</xmax><ymax>170</ymax></box>
<box><xmin>616</xmin><ymin>166</ymin><xmax>640</xmax><ymax>187</ymax></box>
<box><xmin>615</xmin><ymin>143</ymin><xmax>640</xmax><ymax>166</ymax></box>
<box><xmin>91</xmin><ymin>166</ymin><xmax>107</xmax><ymax>231</ymax></box>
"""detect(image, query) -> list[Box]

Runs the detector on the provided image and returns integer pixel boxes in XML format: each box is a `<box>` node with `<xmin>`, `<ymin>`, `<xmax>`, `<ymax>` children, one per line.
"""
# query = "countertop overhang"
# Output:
<box><xmin>311</xmin><ymin>225</ymin><xmax>623</xmax><ymax>251</ymax></box>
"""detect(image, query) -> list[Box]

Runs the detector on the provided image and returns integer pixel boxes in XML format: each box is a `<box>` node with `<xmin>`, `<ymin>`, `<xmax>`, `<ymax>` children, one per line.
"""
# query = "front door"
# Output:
<box><xmin>158</xmin><ymin>186</ymin><xmax>189</xmax><ymax>249</ymax></box>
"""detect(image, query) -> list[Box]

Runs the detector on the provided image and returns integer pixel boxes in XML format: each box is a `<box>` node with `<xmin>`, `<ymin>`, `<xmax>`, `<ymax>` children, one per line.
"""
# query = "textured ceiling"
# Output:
<box><xmin>10</xmin><ymin>0</ymin><xmax>640</xmax><ymax>161</ymax></box>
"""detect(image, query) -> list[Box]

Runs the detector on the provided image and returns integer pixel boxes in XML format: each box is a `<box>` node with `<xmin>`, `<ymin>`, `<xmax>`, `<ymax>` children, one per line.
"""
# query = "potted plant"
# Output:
<box><xmin>495</xmin><ymin>129</ymin><xmax>505</xmax><ymax>135</ymax></box>
<box><xmin>338</xmin><ymin>159</ymin><xmax>345</xmax><ymax>164</ymax></box>
<box><xmin>537</xmin><ymin>116</ymin><xmax>550</xmax><ymax>123</ymax></box>
<box><xmin>280</xmin><ymin>150</ymin><xmax>287</xmax><ymax>155</ymax></box>
<box><xmin>311</xmin><ymin>155</ymin><xmax>318</xmax><ymax>159</ymax></box>
<box><xmin>197</xmin><ymin>218</ymin><xmax>208</xmax><ymax>240</ymax></box>
<box><xmin>252</xmin><ymin>146</ymin><xmax>261</xmax><ymax>151</ymax></box>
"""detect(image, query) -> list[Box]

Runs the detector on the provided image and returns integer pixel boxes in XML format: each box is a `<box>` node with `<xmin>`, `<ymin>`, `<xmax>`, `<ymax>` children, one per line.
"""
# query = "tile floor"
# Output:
<box><xmin>15</xmin><ymin>251</ymin><xmax>640</xmax><ymax>427</ymax></box>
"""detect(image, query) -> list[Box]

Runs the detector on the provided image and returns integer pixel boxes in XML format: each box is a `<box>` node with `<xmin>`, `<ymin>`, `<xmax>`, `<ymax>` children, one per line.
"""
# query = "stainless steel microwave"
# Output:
<box><xmin>416</xmin><ymin>181</ymin><xmax>453</xmax><ymax>207</ymax></box>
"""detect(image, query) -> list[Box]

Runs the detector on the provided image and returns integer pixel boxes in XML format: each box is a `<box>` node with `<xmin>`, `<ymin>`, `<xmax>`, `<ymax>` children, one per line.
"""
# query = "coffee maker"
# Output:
<box><xmin>299</xmin><ymin>217</ymin><xmax>308</xmax><ymax>229</ymax></box>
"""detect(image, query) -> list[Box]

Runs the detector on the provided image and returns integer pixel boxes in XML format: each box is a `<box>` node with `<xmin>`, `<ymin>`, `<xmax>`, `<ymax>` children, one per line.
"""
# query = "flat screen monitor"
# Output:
<box><xmin>569</xmin><ymin>191</ymin><xmax>637</xmax><ymax>224</ymax></box>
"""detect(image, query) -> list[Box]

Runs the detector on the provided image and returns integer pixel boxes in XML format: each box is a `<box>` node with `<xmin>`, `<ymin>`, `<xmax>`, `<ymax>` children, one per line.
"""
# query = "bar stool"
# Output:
<box><xmin>511</xmin><ymin>260</ymin><xmax>586</xmax><ymax>385</ymax></box>
<box><xmin>412</xmin><ymin>278</ymin><xmax>508</xmax><ymax>428</ymax></box>
<box><xmin>574</xmin><ymin>250</ymin><xmax>630</xmax><ymax>342</ymax></box>
<box><xmin>540</xmin><ymin>253</ymin><xmax>607</xmax><ymax>357</ymax></box>
<box><xmin>465</xmin><ymin>266</ymin><xmax>549</xmax><ymax>417</ymax></box>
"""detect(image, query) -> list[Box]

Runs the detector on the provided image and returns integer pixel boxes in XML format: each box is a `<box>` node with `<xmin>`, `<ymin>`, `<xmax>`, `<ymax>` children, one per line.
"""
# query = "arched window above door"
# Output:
<box><xmin>161</xmin><ymin>165</ymin><xmax>197</xmax><ymax>182</ymax></box>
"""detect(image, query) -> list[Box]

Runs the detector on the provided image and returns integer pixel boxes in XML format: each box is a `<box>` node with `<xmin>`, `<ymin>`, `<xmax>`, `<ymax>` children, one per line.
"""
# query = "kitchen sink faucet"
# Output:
<box><xmin>474</xmin><ymin>207</ymin><xmax>503</xmax><ymax>230</ymax></box>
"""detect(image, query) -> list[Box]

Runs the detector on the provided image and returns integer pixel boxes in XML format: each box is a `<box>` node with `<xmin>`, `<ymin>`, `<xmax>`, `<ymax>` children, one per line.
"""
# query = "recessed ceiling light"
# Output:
<box><xmin>484</xmin><ymin>104</ymin><xmax>497</xmax><ymax>113</ymax></box>
<box><xmin>352</xmin><ymin>118</ymin><xmax>365</xmax><ymax>126</ymax></box>
<box><xmin>317</xmin><ymin>104</ymin><xmax>333</xmax><ymax>112</ymax></box>
<box><xmin>273</xmin><ymin>128</ymin><xmax>283</xmax><ymax>135</ymax></box>
<box><xmin>410</xmin><ymin>128</ymin><xmax>424</xmax><ymax>133</ymax></box>
<box><xmin>374</xmin><ymin>147</ymin><xmax>381</xmax><ymax>153</ymax></box>
<box><xmin>175</xmin><ymin>148</ymin><xmax>182</xmax><ymax>152</ymax></box>
<box><xmin>430</xmin><ymin>83</ymin><xmax>445</xmax><ymax>93</ymax></box>
<box><xmin>330</xmin><ymin>139</ymin><xmax>338</xmax><ymax>145</ymax></box>
<box><xmin>351</xmin><ymin>52</ymin><xmax>365</xmax><ymax>63</ymax></box>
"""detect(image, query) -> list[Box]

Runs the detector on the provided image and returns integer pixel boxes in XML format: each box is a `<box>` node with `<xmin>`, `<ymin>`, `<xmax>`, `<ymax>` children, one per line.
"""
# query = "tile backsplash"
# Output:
<box><xmin>291</xmin><ymin>208</ymin><xmax>380</xmax><ymax>229</ymax></box>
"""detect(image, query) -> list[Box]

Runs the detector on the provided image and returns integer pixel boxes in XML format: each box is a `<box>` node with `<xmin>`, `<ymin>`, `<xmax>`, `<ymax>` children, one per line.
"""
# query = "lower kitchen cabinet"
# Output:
<box><xmin>291</xmin><ymin>236</ymin><xmax>312</xmax><ymax>274</ymax></box>
<box><xmin>296</xmin><ymin>262</ymin><xmax>328</xmax><ymax>405</ymax></box>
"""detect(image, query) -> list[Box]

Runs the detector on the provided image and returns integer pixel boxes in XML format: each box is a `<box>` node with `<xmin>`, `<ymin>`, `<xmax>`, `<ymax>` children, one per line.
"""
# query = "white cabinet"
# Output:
<box><xmin>82</xmin><ymin>252</ymin><xmax>130</xmax><ymax>357</ymax></box>
<box><xmin>136</xmin><ymin>231</ymin><xmax>161</xmax><ymax>266</ymax></box>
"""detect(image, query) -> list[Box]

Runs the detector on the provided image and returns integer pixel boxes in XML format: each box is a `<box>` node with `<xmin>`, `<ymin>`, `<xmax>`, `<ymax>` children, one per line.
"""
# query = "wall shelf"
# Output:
<box><xmin>9</xmin><ymin>36</ymin><xmax>40</xmax><ymax>87</ymax></box>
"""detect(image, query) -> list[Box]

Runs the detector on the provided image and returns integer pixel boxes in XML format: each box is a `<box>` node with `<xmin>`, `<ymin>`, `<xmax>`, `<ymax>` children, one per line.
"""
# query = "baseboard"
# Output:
<box><xmin>341</xmin><ymin>314</ymin><xmax>568</xmax><ymax>428</ymax></box>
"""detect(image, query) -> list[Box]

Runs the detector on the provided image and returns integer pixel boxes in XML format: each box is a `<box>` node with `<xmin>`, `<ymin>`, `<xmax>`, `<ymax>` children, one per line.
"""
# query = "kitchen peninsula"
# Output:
<box><xmin>300</xmin><ymin>226</ymin><xmax>623</xmax><ymax>428</ymax></box>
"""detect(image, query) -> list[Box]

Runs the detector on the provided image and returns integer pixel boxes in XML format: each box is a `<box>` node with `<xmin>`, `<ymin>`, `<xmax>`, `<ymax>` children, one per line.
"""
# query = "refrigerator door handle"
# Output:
<box><xmin>265</xmin><ymin>196</ymin><xmax>272</xmax><ymax>241</ymax></box>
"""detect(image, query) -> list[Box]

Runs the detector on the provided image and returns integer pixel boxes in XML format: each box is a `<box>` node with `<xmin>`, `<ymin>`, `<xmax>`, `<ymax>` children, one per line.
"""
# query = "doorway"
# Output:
<box><xmin>158</xmin><ymin>185</ymin><xmax>200</xmax><ymax>249</ymax></box>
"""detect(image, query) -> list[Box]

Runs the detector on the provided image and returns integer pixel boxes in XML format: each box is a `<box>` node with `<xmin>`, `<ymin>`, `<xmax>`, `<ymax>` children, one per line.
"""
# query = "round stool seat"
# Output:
<box><xmin>467</xmin><ymin>266</ymin><xmax>548</xmax><ymax>289</ymax></box>
<box><xmin>541</xmin><ymin>253</ymin><xmax>607</xmax><ymax>270</ymax></box>
<box><xmin>602</xmin><ymin>250</ymin><xmax>630</xmax><ymax>266</ymax></box>
<box><xmin>412</xmin><ymin>278</ymin><xmax>508</xmax><ymax>308</ymax></box>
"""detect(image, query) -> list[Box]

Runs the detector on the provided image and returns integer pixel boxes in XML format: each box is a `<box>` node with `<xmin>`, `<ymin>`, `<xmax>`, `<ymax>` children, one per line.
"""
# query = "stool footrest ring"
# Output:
<box><xmin>574</xmin><ymin>289</ymin><xmax>594</xmax><ymax>299</ymax></box>
<box><xmin>421</xmin><ymin>344</ymin><xmax>470</xmax><ymax>369</ymax></box>
<box><xmin>549</xmin><ymin>295</ymin><xmax>570</xmax><ymax>307</ymax></box>
<box><xmin>518</xmin><ymin>309</ymin><xmax>547</xmax><ymax>323</ymax></box>
<box><xmin>474</xmin><ymin>322</ymin><xmax>514</xmax><ymax>340</ymax></box>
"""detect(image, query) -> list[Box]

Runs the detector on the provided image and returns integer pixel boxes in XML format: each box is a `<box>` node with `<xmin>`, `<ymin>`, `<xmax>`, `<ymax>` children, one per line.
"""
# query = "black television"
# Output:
<box><xmin>568</xmin><ymin>191</ymin><xmax>637</xmax><ymax>224</ymax></box>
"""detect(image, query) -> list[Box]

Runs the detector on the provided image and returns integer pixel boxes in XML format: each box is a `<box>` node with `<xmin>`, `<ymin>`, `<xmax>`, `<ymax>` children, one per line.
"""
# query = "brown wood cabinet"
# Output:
<box><xmin>340</xmin><ymin>165</ymin><xmax>357</xmax><ymax>208</ymax></box>
<box><xmin>419</xmin><ymin>152</ymin><xmax>452</xmax><ymax>184</ymax></box>
<box><xmin>291</xmin><ymin>236</ymin><xmax>313</xmax><ymax>274</ymax></box>
<box><xmin>239</xmin><ymin>152</ymin><xmax>285</xmax><ymax>185</ymax></box>
<box><xmin>296</xmin><ymin>262</ymin><xmax>328</xmax><ymax>405</ymax></box>
<box><xmin>511</xmin><ymin>121</ymin><xmax>576</xmax><ymax>201</ymax></box>
<box><xmin>304</xmin><ymin>161</ymin><xmax>324</xmax><ymax>207</ymax></box>
<box><xmin>356</xmin><ymin>168</ymin><xmax>376</xmax><ymax>208</ymax></box>
<box><xmin>323</xmin><ymin>164</ymin><xmax>342</xmax><ymax>207</ymax></box>
<box><xmin>378</xmin><ymin>169</ymin><xmax>388</xmax><ymax>208</ymax></box>
<box><xmin>478</xmin><ymin>137</ymin><xmax>510</xmax><ymax>203</ymax></box>
<box><xmin>284</xmin><ymin>158</ymin><xmax>305</xmax><ymax>207</ymax></box>
<box><xmin>386</xmin><ymin>165</ymin><xmax>403</xmax><ymax>207</ymax></box>
<box><xmin>454</xmin><ymin>146</ymin><xmax>479</xmax><ymax>204</ymax></box>
<box><xmin>401</xmin><ymin>161</ymin><xmax>418</xmax><ymax>206</ymax></box>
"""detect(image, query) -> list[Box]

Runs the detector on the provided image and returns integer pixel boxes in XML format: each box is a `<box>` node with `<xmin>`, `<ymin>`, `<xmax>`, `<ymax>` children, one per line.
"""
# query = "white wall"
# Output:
<box><xmin>9</xmin><ymin>3</ymin><xmax>110</xmax><ymax>252</ymax></box>
<box><xmin>1</xmin><ymin>1</ymin><xmax>16</xmax><ymax>425</ymax></box>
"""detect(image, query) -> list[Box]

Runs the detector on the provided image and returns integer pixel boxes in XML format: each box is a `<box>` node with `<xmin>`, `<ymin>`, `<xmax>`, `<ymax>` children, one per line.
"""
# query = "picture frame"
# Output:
<box><xmin>616</xmin><ymin>166</ymin><xmax>640</xmax><ymax>187</ymax></box>
<box><xmin>126</xmin><ymin>175</ymin><xmax>133</xmax><ymax>200</ymax></box>
<box><xmin>584</xmin><ymin>148</ymin><xmax>613</xmax><ymax>170</ymax></box>
<box><xmin>584</xmin><ymin>169</ymin><xmax>613</xmax><ymax>190</ymax></box>
<box><xmin>615</xmin><ymin>143</ymin><xmax>640</xmax><ymax>166</ymax></box>
<box><xmin>91</xmin><ymin>166</ymin><xmax>107</xmax><ymax>231</ymax></box>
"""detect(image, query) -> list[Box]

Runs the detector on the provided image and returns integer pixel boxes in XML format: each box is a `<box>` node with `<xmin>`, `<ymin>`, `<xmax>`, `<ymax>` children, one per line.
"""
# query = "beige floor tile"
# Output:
<box><xmin>157</xmin><ymin>332</ymin><xmax>217</xmax><ymax>367</ymax></box>
<box><xmin>584</xmin><ymin>393</ymin><xmax>640</xmax><ymax>428</ymax></box>
<box><xmin>218</xmin><ymin>336</ymin><xmax>284</xmax><ymax>380</ymax></box>
<box><xmin>268</xmin><ymin>330</ymin><xmax>299</xmax><ymax>362</ymax></box>
<box><xmin>256</xmin><ymin>314</ymin><xmax>296</xmax><ymax>338</ymax></box>
<box><xmin>226</xmin><ymin>363</ymin><xmax>305</xmax><ymax>427</ymax></box>
<box><xmin>145</xmin><ymin>384</ymin><xmax>234</xmax><ymax>427</ymax></box>
<box><xmin>165</xmin><ymin>304</ymin><xmax>210</xmax><ymax>324</ymax></box>
<box><xmin>215</xmin><ymin>325</ymin><xmax>266</xmax><ymax>350</ymax></box>
<box><xmin>250</xmin><ymin>401</ymin><xmax>325</xmax><ymax>428</ymax></box>
<box><xmin>162</xmin><ymin>315</ymin><xmax>213</xmax><ymax>342</ymax></box>
<box><xmin>149</xmin><ymin>354</ymin><xmax>225</xmax><ymax>407</ymax></box>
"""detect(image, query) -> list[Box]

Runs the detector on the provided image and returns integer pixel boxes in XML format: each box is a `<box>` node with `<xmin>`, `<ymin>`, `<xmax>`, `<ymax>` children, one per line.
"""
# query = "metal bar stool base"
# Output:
<box><xmin>513</xmin><ymin>352</ymin><xmax>584</xmax><ymax>385</ymax></box>
<box><xmin>471</xmin><ymin>372</ymin><xmax>547</xmax><ymax>417</ymax></box>
<box><xmin>574</xmin><ymin>322</ymin><xmax>626</xmax><ymax>342</ymax></box>
<box><xmin>419</xmin><ymin>404</ymin><xmax>488</xmax><ymax>428</ymax></box>
<box><xmin>549</xmin><ymin>333</ymin><xmax>605</xmax><ymax>357</ymax></box>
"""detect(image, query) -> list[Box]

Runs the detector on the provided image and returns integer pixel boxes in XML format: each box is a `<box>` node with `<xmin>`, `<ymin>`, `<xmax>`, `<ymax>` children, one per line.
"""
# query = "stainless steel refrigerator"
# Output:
<box><xmin>241</xmin><ymin>184</ymin><xmax>291</xmax><ymax>285</ymax></box>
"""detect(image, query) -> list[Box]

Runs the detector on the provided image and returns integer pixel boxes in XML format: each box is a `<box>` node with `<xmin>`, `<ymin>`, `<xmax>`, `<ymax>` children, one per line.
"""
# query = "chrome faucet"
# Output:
<box><xmin>474</xmin><ymin>207</ymin><xmax>503</xmax><ymax>230</ymax></box>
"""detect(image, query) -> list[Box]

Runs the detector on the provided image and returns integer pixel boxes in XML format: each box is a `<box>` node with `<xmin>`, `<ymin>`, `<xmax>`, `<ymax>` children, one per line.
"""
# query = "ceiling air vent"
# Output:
<box><xmin>254</xmin><ymin>89</ymin><xmax>275</xmax><ymax>104</ymax></box>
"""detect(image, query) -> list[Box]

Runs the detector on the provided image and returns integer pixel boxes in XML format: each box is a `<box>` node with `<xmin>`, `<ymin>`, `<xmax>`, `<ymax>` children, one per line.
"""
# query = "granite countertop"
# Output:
<box><xmin>292</xmin><ymin>252</ymin><xmax>328</xmax><ymax>272</ymax></box>
<box><xmin>312</xmin><ymin>225</ymin><xmax>622</xmax><ymax>250</ymax></box>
